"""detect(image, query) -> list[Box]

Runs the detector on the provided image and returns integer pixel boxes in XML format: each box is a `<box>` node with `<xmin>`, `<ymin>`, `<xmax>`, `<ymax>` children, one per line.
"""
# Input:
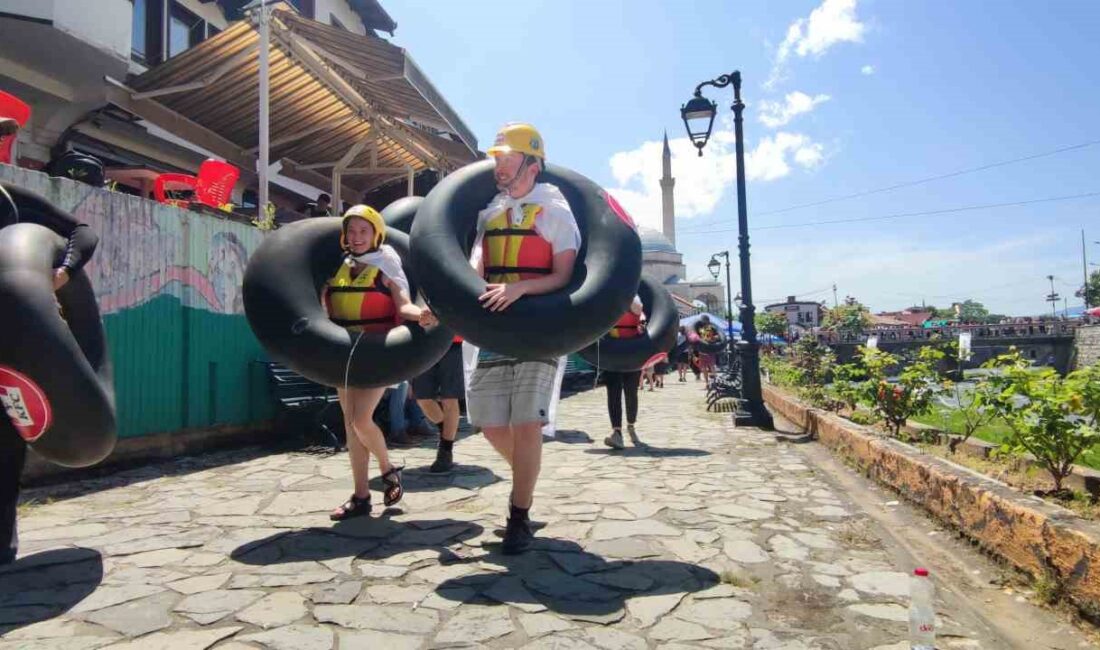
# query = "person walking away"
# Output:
<box><xmin>421</xmin><ymin>123</ymin><xmax>579</xmax><ymax>554</ymax></box>
<box><xmin>0</xmin><ymin>182</ymin><xmax>99</xmax><ymax>564</ymax></box>
<box><xmin>323</xmin><ymin>205</ymin><xmax>426</xmax><ymax>520</ymax></box>
<box><xmin>673</xmin><ymin>326</ymin><xmax>689</xmax><ymax>382</ymax></box>
<box><xmin>412</xmin><ymin>333</ymin><xmax>465</xmax><ymax>473</ymax></box>
<box><xmin>603</xmin><ymin>295</ymin><xmax>644</xmax><ymax>449</ymax></box>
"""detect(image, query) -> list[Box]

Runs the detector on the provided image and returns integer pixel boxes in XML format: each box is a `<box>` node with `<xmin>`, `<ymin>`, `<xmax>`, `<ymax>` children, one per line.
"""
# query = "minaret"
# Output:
<box><xmin>660</xmin><ymin>130</ymin><xmax>676</xmax><ymax>248</ymax></box>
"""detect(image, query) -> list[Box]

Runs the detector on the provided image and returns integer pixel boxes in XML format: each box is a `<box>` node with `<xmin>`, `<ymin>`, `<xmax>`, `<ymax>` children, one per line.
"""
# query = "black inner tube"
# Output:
<box><xmin>410</xmin><ymin>160</ymin><xmax>642</xmax><ymax>360</ymax></box>
<box><xmin>577</xmin><ymin>276</ymin><xmax>679</xmax><ymax>371</ymax></box>
<box><xmin>381</xmin><ymin>196</ymin><xmax>422</xmax><ymax>234</ymax></box>
<box><xmin>0</xmin><ymin>223</ymin><xmax>116</xmax><ymax>467</ymax></box>
<box><xmin>243</xmin><ymin>217</ymin><xmax>453</xmax><ymax>388</ymax></box>
<box><xmin>693</xmin><ymin>319</ymin><xmax>728</xmax><ymax>354</ymax></box>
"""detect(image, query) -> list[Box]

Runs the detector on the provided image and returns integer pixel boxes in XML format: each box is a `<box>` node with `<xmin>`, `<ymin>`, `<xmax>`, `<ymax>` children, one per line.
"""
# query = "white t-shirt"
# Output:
<box><xmin>472</xmin><ymin>183</ymin><xmax>581</xmax><ymax>261</ymax></box>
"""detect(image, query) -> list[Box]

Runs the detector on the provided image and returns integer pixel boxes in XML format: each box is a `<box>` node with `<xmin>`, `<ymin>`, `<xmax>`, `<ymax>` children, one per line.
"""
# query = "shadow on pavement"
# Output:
<box><xmin>391</xmin><ymin>464</ymin><xmax>503</xmax><ymax>492</ymax></box>
<box><xmin>0</xmin><ymin>547</ymin><xmax>103</xmax><ymax>633</ymax></box>
<box><xmin>547</xmin><ymin>429</ymin><xmax>594</xmax><ymax>444</ymax></box>
<box><xmin>583</xmin><ymin>445</ymin><xmax>710</xmax><ymax>458</ymax></box>
<box><xmin>229</xmin><ymin>518</ymin><xmax>485</xmax><ymax>566</ymax></box>
<box><xmin>435</xmin><ymin>538</ymin><xmax>719</xmax><ymax>618</ymax></box>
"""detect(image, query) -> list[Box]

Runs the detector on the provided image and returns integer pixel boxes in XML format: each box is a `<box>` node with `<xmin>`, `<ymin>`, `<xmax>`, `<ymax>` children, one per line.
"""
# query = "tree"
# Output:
<box><xmin>1078</xmin><ymin>270</ymin><xmax>1100</xmax><ymax>308</ymax></box>
<box><xmin>860</xmin><ymin>346</ymin><xmax>946</xmax><ymax>439</ymax></box>
<box><xmin>822</xmin><ymin>296</ymin><xmax>871</xmax><ymax>332</ymax></box>
<box><xmin>985</xmin><ymin>350</ymin><xmax>1100</xmax><ymax>493</ymax></box>
<box><xmin>756</xmin><ymin>312</ymin><xmax>789</xmax><ymax>339</ymax></box>
<box><xmin>789</xmin><ymin>338</ymin><xmax>839</xmax><ymax>410</ymax></box>
<box><xmin>830</xmin><ymin>361</ymin><xmax>868</xmax><ymax>413</ymax></box>
<box><xmin>944</xmin><ymin>377</ymin><xmax>1000</xmax><ymax>454</ymax></box>
<box><xmin>956</xmin><ymin>300</ymin><xmax>989</xmax><ymax>322</ymax></box>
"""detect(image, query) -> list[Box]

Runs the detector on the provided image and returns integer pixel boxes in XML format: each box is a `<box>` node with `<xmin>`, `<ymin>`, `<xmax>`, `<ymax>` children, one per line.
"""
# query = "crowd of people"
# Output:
<box><xmin>1</xmin><ymin>122</ymin><xmax>724</xmax><ymax>565</ymax></box>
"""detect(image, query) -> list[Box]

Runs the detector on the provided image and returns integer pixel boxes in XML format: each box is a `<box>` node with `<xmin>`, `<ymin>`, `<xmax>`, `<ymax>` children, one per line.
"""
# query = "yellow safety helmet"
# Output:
<box><xmin>486</xmin><ymin>123</ymin><xmax>545</xmax><ymax>160</ymax></box>
<box><xmin>341</xmin><ymin>204</ymin><xmax>385</xmax><ymax>251</ymax></box>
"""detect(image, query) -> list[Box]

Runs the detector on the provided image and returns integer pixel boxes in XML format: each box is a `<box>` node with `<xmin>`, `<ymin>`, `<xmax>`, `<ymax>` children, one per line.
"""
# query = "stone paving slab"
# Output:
<box><xmin>0</xmin><ymin>381</ymin><xmax>1087</xmax><ymax>648</ymax></box>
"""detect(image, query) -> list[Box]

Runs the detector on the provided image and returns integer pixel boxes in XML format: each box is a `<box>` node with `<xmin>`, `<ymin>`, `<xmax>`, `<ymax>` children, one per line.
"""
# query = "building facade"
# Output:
<box><xmin>0</xmin><ymin>0</ymin><xmax>472</xmax><ymax>213</ymax></box>
<box><xmin>764</xmin><ymin>296</ymin><xmax>824</xmax><ymax>335</ymax></box>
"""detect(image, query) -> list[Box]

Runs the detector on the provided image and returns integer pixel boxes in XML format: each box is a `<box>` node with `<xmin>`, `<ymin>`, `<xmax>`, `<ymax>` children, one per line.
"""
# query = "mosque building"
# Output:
<box><xmin>638</xmin><ymin>133</ymin><xmax>725</xmax><ymax>315</ymax></box>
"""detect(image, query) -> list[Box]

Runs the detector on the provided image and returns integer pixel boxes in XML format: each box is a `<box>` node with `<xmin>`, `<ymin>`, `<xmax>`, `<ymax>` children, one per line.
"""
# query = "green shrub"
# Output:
<box><xmin>862</xmin><ymin>346</ymin><xmax>945</xmax><ymax>439</ymax></box>
<box><xmin>985</xmin><ymin>350</ymin><xmax>1100</xmax><ymax>492</ymax></box>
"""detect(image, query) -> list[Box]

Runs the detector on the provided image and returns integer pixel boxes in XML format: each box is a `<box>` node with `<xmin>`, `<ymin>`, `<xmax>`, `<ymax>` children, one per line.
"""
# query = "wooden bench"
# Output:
<box><xmin>562</xmin><ymin>353</ymin><xmax>597</xmax><ymax>392</ymax></box>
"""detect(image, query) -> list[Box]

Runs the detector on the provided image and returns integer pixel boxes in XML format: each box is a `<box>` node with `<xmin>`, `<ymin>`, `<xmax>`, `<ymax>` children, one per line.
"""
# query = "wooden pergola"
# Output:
<box><xmin>104</xmin><ymin>2</ymin><xmax>478</xmax><ymax>209</ymax></box>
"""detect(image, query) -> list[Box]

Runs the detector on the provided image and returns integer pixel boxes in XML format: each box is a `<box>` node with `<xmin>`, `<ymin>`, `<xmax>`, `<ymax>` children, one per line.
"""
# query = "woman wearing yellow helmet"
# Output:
<box><xmin>323</xmin><ymin>205</ymin><xmax>425</xmax><ymax>519</ymax></box>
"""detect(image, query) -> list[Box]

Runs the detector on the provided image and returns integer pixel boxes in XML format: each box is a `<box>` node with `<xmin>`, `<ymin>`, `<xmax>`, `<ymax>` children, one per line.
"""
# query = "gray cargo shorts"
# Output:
<box><xmin>466</xmin><ymin>359</ymin><xmax>557</xmax><ymax>428</ymax></box>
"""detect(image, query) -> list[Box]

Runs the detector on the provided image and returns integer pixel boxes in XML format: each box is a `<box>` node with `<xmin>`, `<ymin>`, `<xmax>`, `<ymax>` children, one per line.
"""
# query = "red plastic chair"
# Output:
<box><xmin>0</xmin><ymin>91</ymin><xmax>32</xmax><ymax>165</ymax></box>
<box><xmin>153</xmin><ymin>159</ymin><xmax>239</xmax><ymax>208</ymax></box>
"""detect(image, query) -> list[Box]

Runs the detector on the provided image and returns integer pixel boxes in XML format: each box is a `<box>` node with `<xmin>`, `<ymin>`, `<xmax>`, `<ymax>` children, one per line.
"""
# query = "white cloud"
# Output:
<box><xmin>607</xmin><ymin>131</ymin><xmax>823</xmax><ymax>231</ymax></box>
<box><xmin>861</xmin><ymin>64</ymin><xmax>875</xmax><ymax>75</ymax></box>
<box><xmin>767</xmin><ymin>0</ymin><xmax>866</xmax><ymax>88</ymax></box>
<box><xmin>747</xmin><ymin>132</ymin><xmax>825</xmax><ymax>181</ymax></box>
<box><xmin>758</xmin><ymin>91</ymin><xmax>831</xmax><ymax>128</ymax></box>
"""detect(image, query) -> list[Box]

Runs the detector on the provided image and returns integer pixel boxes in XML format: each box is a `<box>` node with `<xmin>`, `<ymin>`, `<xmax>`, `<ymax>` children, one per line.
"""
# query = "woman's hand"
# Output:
<box><xmin>479</xmin><ymin>282</ymin><xmax>527</xmax><ymax>312</ymax></box>
<box><xmin>53</xmin><ymin>267</ymin><xmax>70</xmax><ymax>291</ymax></box>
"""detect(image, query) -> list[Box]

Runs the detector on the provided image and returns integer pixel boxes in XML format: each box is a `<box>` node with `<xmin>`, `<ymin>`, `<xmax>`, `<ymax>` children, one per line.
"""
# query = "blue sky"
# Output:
<box><xmin>386</xmin><ymin>0</ymin><xmax>1100</xmax><ymax>317</ymax></box>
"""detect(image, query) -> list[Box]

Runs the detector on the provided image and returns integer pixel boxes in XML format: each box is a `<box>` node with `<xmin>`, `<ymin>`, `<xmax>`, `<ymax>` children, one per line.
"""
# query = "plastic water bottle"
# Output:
<box><xmin>909</xmin><ymin>567</ymin><xmax>936</xmax><ymax>650</ymax></box>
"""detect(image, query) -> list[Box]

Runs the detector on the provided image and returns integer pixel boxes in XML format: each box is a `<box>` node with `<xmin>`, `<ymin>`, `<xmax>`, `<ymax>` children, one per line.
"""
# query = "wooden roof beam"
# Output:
<box><xmin>131</xmin><ymin>42</ymin><xmax>259</xmax><ymax>101</ymax></box>
<box><xmin>267</xmin><ymin>16</ymin><xmax>447</xmax><ymax>171</ymax></box>
<box><xmin>106</xmin><ymin>77</ymin><xmax>359</xmax><ymax>199</ymax></box>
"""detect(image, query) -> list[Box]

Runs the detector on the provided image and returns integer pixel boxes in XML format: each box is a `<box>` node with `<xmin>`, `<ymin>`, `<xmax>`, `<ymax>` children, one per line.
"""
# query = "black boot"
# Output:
<box><xmin>430</xmin><ymin>441</ymin><xmax>454</xmax><ymax>473</ymax></box>
<box><xmin>501</xmin><ymin>503</ymin><xmax>534</xmax><ymax>555</ymax></box>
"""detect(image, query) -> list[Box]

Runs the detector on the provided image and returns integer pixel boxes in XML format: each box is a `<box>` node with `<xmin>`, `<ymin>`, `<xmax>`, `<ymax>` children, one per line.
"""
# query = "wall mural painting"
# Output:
<box><xmin>1</xmin><ymin>167</ymin><xmax>261</xmax><ymax>317</ymax></box>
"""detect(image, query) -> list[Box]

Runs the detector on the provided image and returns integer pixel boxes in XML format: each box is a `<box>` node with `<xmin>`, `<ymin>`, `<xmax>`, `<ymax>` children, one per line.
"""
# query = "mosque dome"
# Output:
<box><xmin>638</xmin><ymin>227</ymin><xmax>677</xmax><ymax>254</ymax></box>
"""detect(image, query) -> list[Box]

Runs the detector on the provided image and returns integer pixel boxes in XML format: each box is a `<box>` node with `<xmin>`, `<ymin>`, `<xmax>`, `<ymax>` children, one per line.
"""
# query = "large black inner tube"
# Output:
<box><xmin>693</xmin><ymin>320</ymin><xmax>728</xmax><ymax>354</ymax></box>
<box><xmin>243</xmin><ymin>217</ymin><xmax>453</xmax><ymax>388</ymax></box>
<box><xmin>577</xmin><ymin>276</ymin><xmax>679</xmax><ymax>372</ymax></box>
<box><xmin>381</xmin><ymin>196</ymin><xmax>422</xmax><ymax>234</ymax></box>
<box><xmin>0</xmin><ymin>223</ymin><xmax>116</xmax><ymax>467</ymax></box>
<box><xmin>410</xmin><ymin>160</ymin><xmax>642</xmax><ymax>360</ymax></box>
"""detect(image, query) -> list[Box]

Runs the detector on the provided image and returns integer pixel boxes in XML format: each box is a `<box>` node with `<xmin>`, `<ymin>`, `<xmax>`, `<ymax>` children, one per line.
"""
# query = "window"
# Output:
<box><xmin>131</xmin><ymin>0</ymin><xmax>147</xmax><ymax>61</ymax></box>
<box><xmin>285</xmin><ymin>0</ymin><xmax>315</xmax><ymax>19</ymax></box>
<box><xmin>168</xmin><ymin>1</ymin><xmax>204</xmax><ymax>59</ymax></box>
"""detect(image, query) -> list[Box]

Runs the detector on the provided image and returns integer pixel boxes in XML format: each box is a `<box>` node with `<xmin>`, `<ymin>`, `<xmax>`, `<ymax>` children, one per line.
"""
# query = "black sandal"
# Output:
<box><xmin>380</xmin><ymin>465</ymin><xmax>404</xmax><ymax>507</ymax></box>
<box><xmin>330</xmin><ymin>494</ymin><xmax>371</xmax><ymax>521</ymax></box>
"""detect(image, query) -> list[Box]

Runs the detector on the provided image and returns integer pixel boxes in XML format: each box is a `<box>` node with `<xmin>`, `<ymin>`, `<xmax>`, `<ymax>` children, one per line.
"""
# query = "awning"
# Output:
<box><xmin>106</xmin><ymin>3</ymin><xmax>478</xmax><ymax>201</ymax></box>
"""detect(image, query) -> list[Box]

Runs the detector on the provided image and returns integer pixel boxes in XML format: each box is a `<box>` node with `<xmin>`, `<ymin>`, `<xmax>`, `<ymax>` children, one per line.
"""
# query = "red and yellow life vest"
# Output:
<box><xmin>324</xmin><ymin>263</ymin><xmax>397</xmax><ymax>333</ymax></box>
<box><xmin>481</xmin><ymin>203</ymin><xmax>553</xmax><ymax>284</ymax></box>
<box><xmin>610</xmin><ymin>311</ymin><xmax>642</xmax><ymax>339</ymax></box>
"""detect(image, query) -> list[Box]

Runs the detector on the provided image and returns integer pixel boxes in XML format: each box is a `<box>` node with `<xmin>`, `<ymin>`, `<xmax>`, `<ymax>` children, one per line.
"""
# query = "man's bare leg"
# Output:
<box><xmin>418</xmin><ymin>399</ymin><xmax>443</xmax><ymax>424</ymax></box>
<box><xmin>441</xmin><ymin>399</ymin><xmax>460</xmax><ymax>442</ymax></box>
<box><xmin>499</xmin><ymin>420</ymin><xmax>543</xmax><ymax>554</ymax></box>
<box><xmin>509</xmin><ymin>421</ymin><xmax>543</xmax><ymax>509</ymax></box>
<box><xmin>422</xmin><ymin>398</ymin><xmax>460</xmax><ymax>472</ymax></box>
<box><xmin>482</xmin><ymin>425</ymin><xmax>514</xmax><ymax>467</ymax></box>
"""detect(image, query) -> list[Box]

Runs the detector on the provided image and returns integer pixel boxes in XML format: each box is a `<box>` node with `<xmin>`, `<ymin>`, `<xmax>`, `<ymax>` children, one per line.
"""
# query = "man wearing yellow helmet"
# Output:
<box><xmin>424</xmin><ymin>123</ymin><xmax>580</xmax><ymax>554</ymax></box>
<box><xmin>323</xmin><ymin>205</ymin><xmax>425</xmax><ymax>520</ymax></box>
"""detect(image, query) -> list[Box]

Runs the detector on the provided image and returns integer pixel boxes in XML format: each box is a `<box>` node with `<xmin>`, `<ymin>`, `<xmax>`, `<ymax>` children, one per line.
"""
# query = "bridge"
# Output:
<box><xmin>816</xmin><ymin>322</ymin><xmax>1079</xmax><ymax>373</ymax></box>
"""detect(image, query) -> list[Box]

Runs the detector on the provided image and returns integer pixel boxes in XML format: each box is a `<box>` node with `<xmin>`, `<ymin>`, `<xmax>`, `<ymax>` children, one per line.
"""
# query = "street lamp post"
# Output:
<box><xmin>682</xmin><ymin>71</ymin><xmax>773</xmax><ymax>429</ymax></box>
<box><xmin>708</xmin><ymin>252</ymin><xmax>735</xmax><ymax>369</ymax></box>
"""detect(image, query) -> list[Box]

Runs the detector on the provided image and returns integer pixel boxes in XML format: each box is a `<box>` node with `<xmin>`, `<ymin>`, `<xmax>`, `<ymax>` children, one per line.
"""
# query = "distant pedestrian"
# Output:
<box><xmin>300</xmin><ymin>193</ymin><xmax>332</xmax><ymax>218</ymax></box>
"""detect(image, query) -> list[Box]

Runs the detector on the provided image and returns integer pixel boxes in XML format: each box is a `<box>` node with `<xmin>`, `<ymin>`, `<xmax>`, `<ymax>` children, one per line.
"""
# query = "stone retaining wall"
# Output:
<box><xmin>764</xmin><ymin>384</ymin><xmax>1100</xmax><ymax>614</ymax></box>
<box><xmin>1076</xmin><ymin>324</ymin><xmax>1100</xmax><ymax>369</ymax></box>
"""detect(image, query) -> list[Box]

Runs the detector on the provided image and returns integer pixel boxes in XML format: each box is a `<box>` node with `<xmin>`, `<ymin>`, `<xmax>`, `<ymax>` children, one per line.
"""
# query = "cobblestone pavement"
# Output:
<box><xmin>0</xmin><ymin>381</ymin><xmax>1089</xmax><ymax>649</ymax></box>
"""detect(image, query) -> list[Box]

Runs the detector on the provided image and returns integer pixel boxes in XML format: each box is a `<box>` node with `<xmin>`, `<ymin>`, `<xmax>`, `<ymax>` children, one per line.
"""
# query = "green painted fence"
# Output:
<box><xmin>1</xmin><ymin>165</ymin><xmax>275</xmax><ymax>438</ymax></box>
